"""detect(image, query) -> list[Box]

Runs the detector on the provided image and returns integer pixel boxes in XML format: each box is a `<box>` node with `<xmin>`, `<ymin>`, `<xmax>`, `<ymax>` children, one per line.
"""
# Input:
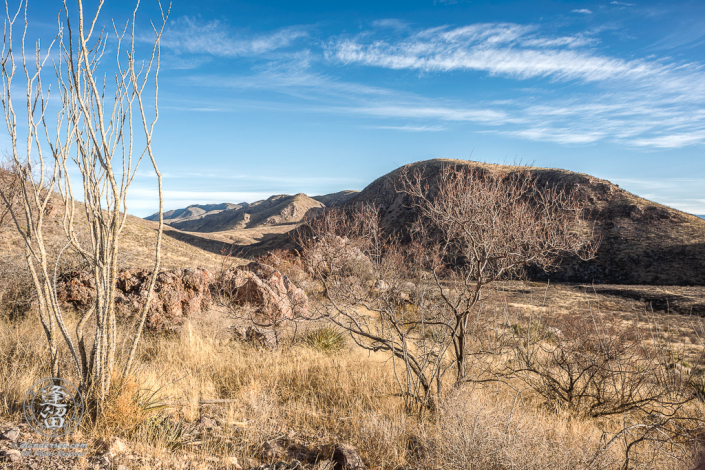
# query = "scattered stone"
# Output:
<box><xmin>117</xmin><ymin>465</ymin><xmax>129</xmax><ymax>470</ymax></box>
<box><xmin>261</xmin><ymin>439</ymin><xmax>286</xmax><ymax>460</ymax></box>
<box><xmin>244</xmin><ymin>458</ymin><xmax>260</xmax><ymax>468</ymax></box>
<box><xmin>373</xmin><ymin>280</ymin><xmax>389</xmax><ymax>291</ymax></box>
<box><xmin>254</xmin><ymin>460</ymin><xmax>303</xmax><ymax>470</ymax></box>
<box><xmin>332</xmin><ymin>443</ymin><xmax>367</xmax><ymax>470</ymax></box>
<box><xmin>231</xmin><ymin>325</ymin><xmax>248</xmax><ymax>341</ymax></box>
<box><xmin>546</xmin><ymin>327</ymin><xmax>563</xmax><ymax>339</ymax></box>
<box><xmin>198</xmin><ymin>416</ymin><xmax>218</xmax><ymax>430</ymax></box>
<box><xmin>246</xmin><ymin>326</ymin><xmax>279</xmax><ymax>351</ymax></box>
<box><xmin>401</xmin><ymin>282</ymin><xmax>416</xmax><ymax>294</ymax></box>
<box><xmin>0</xmin><ymin>427</ymin><xmax>19</xmax><ymax>441</ymax></box>
<box><xmin>232</xmin><ymin>324</ymin><xmax>279</xmax><ymax>350</ymax></box>
<box><xmin>95</xmin><ymin>436</ymin><xmax>129</xmax><ymax>461</ymax></box>
<box><xmin>0</xmin><ymin>449</ymin><xmax>21</xmax><ymax>463</ymax></box>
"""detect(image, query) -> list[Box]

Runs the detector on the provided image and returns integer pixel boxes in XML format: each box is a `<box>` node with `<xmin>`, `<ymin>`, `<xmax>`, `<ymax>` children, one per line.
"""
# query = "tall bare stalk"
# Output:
<box><xmin>0</xmin><ymin>0</ymin><xmax>168</xmax><ymax>412</ymax></box>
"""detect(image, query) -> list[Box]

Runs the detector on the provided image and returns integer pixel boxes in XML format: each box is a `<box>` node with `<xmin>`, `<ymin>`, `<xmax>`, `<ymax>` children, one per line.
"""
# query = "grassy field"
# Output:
<box><xmin>1</xmin><ymin>279</ymin><xmax>704</xmax><ymax>470</ymax></box>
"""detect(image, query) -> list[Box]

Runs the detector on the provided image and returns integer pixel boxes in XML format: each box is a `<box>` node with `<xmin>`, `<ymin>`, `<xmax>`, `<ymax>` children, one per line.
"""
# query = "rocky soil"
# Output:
<box><xmin>0</xmin><ymin>418</ymin><xmax>373</xmax><ymax>470</ymax></box>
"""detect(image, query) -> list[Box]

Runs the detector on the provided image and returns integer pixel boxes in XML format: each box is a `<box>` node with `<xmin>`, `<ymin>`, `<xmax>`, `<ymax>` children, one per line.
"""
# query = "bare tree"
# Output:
<box><xmin>399</xmin><ymin>163</ymin><xmax>597</xmax><ymax>386</ymax></box>
<box><xmin>507</xmin><ymin>308</ymin><xmax>705</xmax><ymax>469</ymax></box>
<box><xmin>297</xmin><ymin>205</ymin><xmax>451</xmax><ymax>412</ymax></box>
<box><xmin>0</xmin><ymin>0</ymin><xmax>168</xmax><ymax>411</ymax></box>
<box><xmin>296</xmin><ymin>164</ymin><xmax>596</xmax><ymax>412</ymax></box>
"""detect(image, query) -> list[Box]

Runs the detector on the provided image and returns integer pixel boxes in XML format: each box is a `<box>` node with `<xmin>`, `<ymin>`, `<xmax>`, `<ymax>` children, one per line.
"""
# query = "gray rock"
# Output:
<box><xmin>232</xmin><ymin>326</ymin><xmax>248</xmax><ymax>341</ymax></box>
<box><xmin>0</xmin><ymin>449</ymin><xmax>22</xmax><ymax>463</ymax></box>
<box><xmin>0</xmin><ymin>427</ymin><xmax>19</xmax><ymax>441</ymax></box>
<box><xmin>373</xmin><ymin>280</ymin><xmax>389</xmax><ymax>291</ymax></box>
<box><xmin>332</xmin><ymin>444</ymin><xmax>367</xmax><ymax>470</ymax></box>
<box><xmin>198</xmin><ymin>416</ymin><xmax>218</xmax><ymax>430</ymax></box>
<box><xmin>224</xmin><ymin>456</ymin><xmax>243</xmax><ymax>469</ymax></box>
<box><xmin>261</xmin><ymin>439</ymin><xmax>286</xmax><ymax>460</ymax></box>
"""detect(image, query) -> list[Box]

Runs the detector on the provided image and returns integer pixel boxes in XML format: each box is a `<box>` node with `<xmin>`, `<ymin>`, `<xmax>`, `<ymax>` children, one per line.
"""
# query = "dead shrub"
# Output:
<box><xmin>0</xmin><ymin>255</ymin><xmax>36</xmax><ymax>319</ymax></box>
<box><xmin>506</xmin><ymin>310</ymin><xmax>705</xmax><ymax>468</ymax></box>
<box><xmin>420</xmin><ymin>385</ymin><xmax>620</xmax><ymax>470</ymax></box>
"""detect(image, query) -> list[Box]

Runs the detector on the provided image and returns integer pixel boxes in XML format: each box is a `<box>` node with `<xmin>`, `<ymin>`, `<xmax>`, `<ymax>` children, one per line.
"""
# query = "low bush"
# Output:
<box><xmin>303</xmin><ymin>326</ymin><xmax>347</xmax><ymax>353</ymax></box>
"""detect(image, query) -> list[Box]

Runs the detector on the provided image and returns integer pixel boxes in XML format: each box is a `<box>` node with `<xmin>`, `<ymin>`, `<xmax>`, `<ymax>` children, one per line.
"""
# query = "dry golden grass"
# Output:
<box><xmin>1</xmin><ymin>296</ymin><xmax>703</xmax><ymax>469</ymax></box>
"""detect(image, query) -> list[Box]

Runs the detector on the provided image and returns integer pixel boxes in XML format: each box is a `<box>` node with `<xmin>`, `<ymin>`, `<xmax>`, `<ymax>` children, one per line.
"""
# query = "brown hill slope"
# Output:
<box><xmin>0</xmin><ymin>204</ymin><xmax>233</xmax><ymax>272</ymax></box>
<box><xmin>349</xmin><ymin>159</ymin><xmax>705</xmax><ymax>285</ymax></box>
<box><xmin>169</xmin><ymin>193</ymin><xmax>325</xmax><ymax>232</ymax></box>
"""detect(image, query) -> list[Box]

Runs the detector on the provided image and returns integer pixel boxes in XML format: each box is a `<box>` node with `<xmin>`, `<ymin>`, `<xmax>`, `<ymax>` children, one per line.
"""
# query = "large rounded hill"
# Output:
<box><xmin>349</xmin><ymin>159</ymin><xmax>705</xmax><ymax>285</ymax></box>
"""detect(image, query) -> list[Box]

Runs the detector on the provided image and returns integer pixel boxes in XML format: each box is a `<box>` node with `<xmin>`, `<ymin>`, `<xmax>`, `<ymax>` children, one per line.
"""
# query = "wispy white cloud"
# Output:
<box><xmin>365</xmin><ymin>124</ymin><xmax>446</xmax><ymax>132</ymax></box>
<box><xmin>321</xmin><ymin>22</ymin><xmax>705</xmax><ymax>148</ymax></box>
<box><xmin>500</xmin><ymin>127</ymin><xmax>605</xmax><ymax>144</ymax></box>
<box><xmin>371</xmin><ymin>19</ymin><xmax>410</xmax><ymax>30</ymax></box>
<box><xmin>631</xmin><ymin>130</ymin><xmax>705</xmax><ymax>148</ymax></box>
<box><xmin>160</xmin><ymin>16</ymin><xmax>308</xmax><ymax>57</ymax></box>
<box><xmin>157</xmin><ymin>18</ymin><xmax>705</xmax><ymax>150</ymax></box>
<box><xmin>610</xmin><ymin>1</ymin><xmax>635</xmax><ymax>6</ymax></box>
<box><xmin>345</xmin><ymin>105</ymin><xmax>511</xmax><ymax>123</ymax></box>
<box><xmin>328</xmin><ymin>23</ymin><xmax>667</xmax><ymax>82</ymax></box>
<box><xmin>521</xmin><ymin>34</ymin><xmax>597</xmax><ymax>48</ymax></box>
<box><xmin>572</xmin><ymin>9</ymin><xmax>593</xmax><ymax>14</ymax></box>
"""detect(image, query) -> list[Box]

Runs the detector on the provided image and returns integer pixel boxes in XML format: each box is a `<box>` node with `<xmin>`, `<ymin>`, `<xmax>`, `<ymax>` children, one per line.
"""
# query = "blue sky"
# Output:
<box><xmin>11</xmin><ymin>0</ymin><xmax>705</xmax><ymax>216</ymax></box>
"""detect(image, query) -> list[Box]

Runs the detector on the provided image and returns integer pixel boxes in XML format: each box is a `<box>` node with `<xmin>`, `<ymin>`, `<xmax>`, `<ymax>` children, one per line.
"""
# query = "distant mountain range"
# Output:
<box><xmin>146</xmin><ymin>190</ymin><xmax>358</xmax><ymax>232</ymax></box>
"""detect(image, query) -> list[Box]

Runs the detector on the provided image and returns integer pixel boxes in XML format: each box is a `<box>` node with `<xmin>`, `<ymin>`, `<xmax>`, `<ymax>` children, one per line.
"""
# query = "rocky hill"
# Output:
<box><xmin>145</xmin><ymin>203</ymin><xmax>245</xmax><ymax>223</ymax></box>
<box><xmin>349</xmin><ymin>159</ymin><xmax>705</xmax><ymax>286</ymax></box>
<box><xmin>168</xmin><ymin>193</ymin><xmax>325</xmax><ymax>232</ymax></box>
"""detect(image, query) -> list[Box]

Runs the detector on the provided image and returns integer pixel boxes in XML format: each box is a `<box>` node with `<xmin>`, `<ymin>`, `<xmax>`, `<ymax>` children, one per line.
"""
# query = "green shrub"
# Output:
<box><xmin>303</xmin><ymin>327</ymin><xmax>346</xmax><ymax>353</ymax></box>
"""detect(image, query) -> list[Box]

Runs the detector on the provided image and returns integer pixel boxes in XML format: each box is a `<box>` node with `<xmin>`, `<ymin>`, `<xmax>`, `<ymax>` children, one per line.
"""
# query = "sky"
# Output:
<box><xmin>7</xmin><ymin>0</ymin><xmax>705</xmax><ymax>217</ymax></box>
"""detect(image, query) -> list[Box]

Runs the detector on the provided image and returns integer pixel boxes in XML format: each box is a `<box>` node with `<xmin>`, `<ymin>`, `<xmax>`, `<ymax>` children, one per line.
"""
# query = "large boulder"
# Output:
<box><xmin>215</xmin><ymin>262</ymin><xmax>309</xmax><ymax>321</ymax></box>
<box><xmin>57</xmin><ymin>268</ymin><xmax>212</xmax><ymax>330</ymax></box>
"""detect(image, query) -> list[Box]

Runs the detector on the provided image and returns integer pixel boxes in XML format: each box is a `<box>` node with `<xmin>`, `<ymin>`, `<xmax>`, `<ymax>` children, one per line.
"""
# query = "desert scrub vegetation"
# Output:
<box><xmin>2</xmin><ymin>302</ymin><xmax>704</xmax><ymax>469</ymax></box>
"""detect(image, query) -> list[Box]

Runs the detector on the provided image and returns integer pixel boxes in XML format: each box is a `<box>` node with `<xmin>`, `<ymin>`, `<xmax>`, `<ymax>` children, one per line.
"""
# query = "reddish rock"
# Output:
<box><xmin>215</xmin><ymin>262</ymin><xmax>309</xmax><ymax>321</ymax></box>
<box><xmin>57</xmin><ymin>268</ymin><xmax>212</xmax><ymax>331</ymax></box>
<box><xmin>57</xmin><ymin>270</ymin><xmax>96</xmax><ymax>306</ymax></box>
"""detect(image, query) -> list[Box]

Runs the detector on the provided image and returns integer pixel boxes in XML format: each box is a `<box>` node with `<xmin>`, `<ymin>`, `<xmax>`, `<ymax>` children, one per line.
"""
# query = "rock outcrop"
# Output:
<box><xmin>57</xmin><ymin>268</ymin><xmax>212</xmax><ymax>331</ymax></box>
<box><xmin>215</xmin><ymin>262</ymin><xmax>309</xmax><ymax>321</ymax></box>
